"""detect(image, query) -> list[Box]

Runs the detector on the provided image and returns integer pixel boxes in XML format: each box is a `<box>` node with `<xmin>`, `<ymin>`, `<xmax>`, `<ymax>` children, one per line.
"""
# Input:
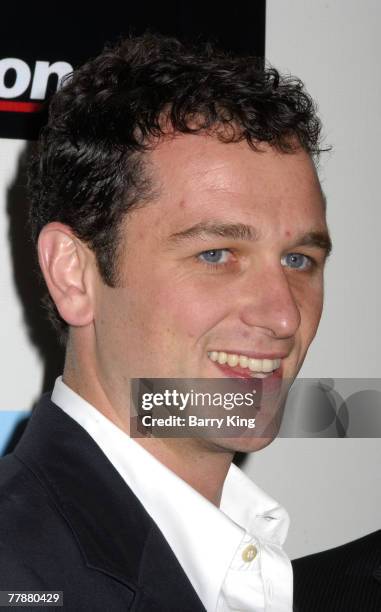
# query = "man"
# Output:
<box><xmin>0</xmin><ymin>34</ymin><xmax>330</xmax><ymax>610</ymax></box>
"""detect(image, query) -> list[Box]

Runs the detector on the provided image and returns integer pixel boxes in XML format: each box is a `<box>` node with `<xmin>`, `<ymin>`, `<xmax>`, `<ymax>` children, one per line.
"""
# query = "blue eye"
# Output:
<box><xmin>281</xmin><ymin>253</ymin><xmax>312</xmax><ymax>270</ymax></box>
<box><xmin>198</xmin><ymin>249</ymin><xmax>230</xmax><ymax>265</ymax></box>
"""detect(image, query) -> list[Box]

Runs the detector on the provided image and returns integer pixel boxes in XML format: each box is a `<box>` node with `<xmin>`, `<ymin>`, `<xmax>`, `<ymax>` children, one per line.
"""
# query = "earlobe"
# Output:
<box><xmin>37</xmin><ymin>222</ymin><xmax>95</xmax><ymax>328</ymax></box>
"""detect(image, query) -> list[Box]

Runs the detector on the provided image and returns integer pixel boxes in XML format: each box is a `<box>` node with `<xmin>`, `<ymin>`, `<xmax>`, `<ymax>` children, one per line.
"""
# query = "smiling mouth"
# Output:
<box><xmin>208</xmin><ymin>351</ymin><xmax>282</xmax><ymax>379</ymax></box>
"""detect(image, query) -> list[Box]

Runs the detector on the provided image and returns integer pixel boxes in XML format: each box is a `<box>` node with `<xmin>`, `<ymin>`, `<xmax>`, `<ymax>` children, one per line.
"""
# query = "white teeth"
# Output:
<box><xmin>208</xmin><ymin>352</ymin><xmax>281</xmax><ymax>373</ymax></box>
<box><xmin>248</xmin><ymin>358</ymin><xmax>262</xmax><ymax>372</ymax></box>
<box><xmin>262</xmin><ymin>359</ymin><xmax>274</xmax><ymax>373</ymax></box>
<box><xmin>227</xmin><ymin>354</ymin><xmax>239</xmax><ymax>367</ymax></box>
<box><xmin>239</xmin><ymin>355</ymin><xmax>248</xmax><ymax>368</ymax></box>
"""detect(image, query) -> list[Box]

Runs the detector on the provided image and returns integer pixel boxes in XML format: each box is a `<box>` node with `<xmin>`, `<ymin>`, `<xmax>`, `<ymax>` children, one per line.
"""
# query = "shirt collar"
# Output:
<box><xmin>52</xmin><ymin>376</ymin><xmax>289</xmax><ymax>612</ymax></box>
<box><xmin>221</xmin><ymin>463</ymin><xmax>290</xmax><ymax>547</ymax></box>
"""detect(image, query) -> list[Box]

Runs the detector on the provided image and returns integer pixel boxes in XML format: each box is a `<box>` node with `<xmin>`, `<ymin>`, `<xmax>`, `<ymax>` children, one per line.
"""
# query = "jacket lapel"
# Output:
<box><xmin>14</xmin><ymin>395</ymin><xmax>205</xmax><ymax>611</ymax></box>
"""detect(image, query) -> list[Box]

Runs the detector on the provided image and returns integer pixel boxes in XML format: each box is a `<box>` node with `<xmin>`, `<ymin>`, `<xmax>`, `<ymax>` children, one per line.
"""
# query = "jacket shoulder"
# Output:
<box><xmin>292</xmin><ymin>532</ymin><xmax>381</xmax><ymax>611</ymax></box>
<box><xmin>0</xmin><ymin>453</ymin><xmax>57</xmax><ymax>543</ymax></box>
<box><xmin>293</xmin><ymin>530</ymin><xmax>381</xmax><ymax>571</ymax></box>
<box><xmin>0</xmin><ymin>454</ymin><xmax>134</xmax><ymax>610</ymax></box>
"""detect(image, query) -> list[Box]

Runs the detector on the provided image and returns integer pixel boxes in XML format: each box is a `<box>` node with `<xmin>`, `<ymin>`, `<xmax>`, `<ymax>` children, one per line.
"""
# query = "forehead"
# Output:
<box><xmin>139</xmin><ymin>133</ymin><xmax>326</xmax><ymax>237</ymax></box>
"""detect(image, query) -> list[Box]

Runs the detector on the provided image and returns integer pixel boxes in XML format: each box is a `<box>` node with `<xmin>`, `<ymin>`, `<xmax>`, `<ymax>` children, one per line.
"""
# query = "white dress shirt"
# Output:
<box><xmin>52</xmin><ymin>377</ymin><xmax>292</xmax><ymax>611</ymax></box>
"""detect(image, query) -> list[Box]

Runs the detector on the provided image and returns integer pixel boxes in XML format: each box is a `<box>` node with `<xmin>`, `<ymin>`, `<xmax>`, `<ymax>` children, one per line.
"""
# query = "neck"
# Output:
<box><xmin>63</xmin><ymin>330</ymin><xmax>130</xmax><ymax>433</ymax></box>
<box><xmin>63</xmin><ymin>330</ymin><xmax>233</xmax><ymax>506</ymax></box>
<box><xmin>137</xmin><ymin>436</ymin><xmax>234</xmax><ymax>506</ymax></box>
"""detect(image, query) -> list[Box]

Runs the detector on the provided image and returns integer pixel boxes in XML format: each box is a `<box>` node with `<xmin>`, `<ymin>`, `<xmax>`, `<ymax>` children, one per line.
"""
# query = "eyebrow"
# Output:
<box><xmin>169</xmin><ymin>221</ymin><xmax>332</xmax><ymax>256</ymax></box>
<box><xmin>297</xmin><ymin>231</ymin><xmax>332</xmax><ymax>256</ymax></box>
<box><xmin>169</xmin><ymin>221</ymin><xmax>258</xmax><ymax>243</ymax></box>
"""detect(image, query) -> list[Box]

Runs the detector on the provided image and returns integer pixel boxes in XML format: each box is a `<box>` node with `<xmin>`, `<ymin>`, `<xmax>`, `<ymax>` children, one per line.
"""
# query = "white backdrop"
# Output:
<box><xmin>0</xmin><ymin>0</ymin><xmax>380</xmax><ymax>558</ymax></box>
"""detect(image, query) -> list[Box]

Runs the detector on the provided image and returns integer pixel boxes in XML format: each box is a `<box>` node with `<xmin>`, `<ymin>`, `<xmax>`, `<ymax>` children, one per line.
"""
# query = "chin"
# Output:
<box><xmin>214</xmin><ymin>433</ymin><xmax>278</xmax><ymax>455</ymax></box>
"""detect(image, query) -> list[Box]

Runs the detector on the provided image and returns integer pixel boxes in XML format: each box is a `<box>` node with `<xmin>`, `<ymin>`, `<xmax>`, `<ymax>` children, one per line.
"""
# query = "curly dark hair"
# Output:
<box><xmin>28</xmin><ymin>32</ymin><xmax>324</xmax><ymax>342</ymax></box>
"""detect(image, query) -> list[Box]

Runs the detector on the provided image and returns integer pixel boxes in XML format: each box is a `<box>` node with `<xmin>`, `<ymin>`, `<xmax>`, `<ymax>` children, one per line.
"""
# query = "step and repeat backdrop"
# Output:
<box><xmin>1</xmin><ymin>1</ymin><xmax>380</xmax><ymax>558</ymax></box>
<box><xmin>0</xmin><ymin>5</ymin><xmax>266</xmax><ymax>140</ymax></box>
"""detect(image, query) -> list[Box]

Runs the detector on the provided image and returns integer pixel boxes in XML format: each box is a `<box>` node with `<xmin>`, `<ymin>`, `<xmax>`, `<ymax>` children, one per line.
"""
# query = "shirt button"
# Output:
<box><xmin>242</xmin><ymin>544</ymin><xmax>258</xmax><ymax>562</ymax></box>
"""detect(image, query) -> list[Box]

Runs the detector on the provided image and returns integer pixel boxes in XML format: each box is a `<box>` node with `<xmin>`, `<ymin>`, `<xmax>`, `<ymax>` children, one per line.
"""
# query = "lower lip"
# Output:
<box><xmin>211</xmin><ymin>361</ymin><xmax>283</xmax><ymax>394</ymax></box>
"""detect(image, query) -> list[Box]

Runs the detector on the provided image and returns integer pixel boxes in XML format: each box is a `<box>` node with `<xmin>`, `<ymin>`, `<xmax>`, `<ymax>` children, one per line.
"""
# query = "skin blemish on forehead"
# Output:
<box><xmin>285</xmin><ymin>230</ymin><xmax>291</xmax><ymax>238</ymax></box>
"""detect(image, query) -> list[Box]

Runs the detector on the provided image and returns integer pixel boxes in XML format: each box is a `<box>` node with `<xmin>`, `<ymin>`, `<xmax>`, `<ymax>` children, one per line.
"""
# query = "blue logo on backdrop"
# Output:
<box><xmin>0</xmin><ymin>411</ymin><xmax>30</xmax><ymax>455</ymax></box>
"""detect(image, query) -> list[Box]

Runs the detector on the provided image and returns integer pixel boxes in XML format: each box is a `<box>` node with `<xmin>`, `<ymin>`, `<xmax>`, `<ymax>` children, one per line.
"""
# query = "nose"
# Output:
<box><xmin>238</xmin><ymin>263</ymin><xmax>301</xmax><ymax>338</ymax></box>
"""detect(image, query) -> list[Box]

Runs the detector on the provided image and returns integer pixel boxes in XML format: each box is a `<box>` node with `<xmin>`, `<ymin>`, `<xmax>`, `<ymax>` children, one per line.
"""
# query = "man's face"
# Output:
<box><xmin>94</xmin><ymin>134</ymin><xmax>329</xmax><ymax>446</ymax></box>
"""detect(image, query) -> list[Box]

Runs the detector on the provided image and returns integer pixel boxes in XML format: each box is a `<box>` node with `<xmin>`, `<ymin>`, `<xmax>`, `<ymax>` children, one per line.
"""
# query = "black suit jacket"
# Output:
<box><xmin>292</xmin><ymin>530</ymin><xmax>381</xmax><ymax>611</ymax></box>
<box><xmin>0</xmin><ymin>394</ymin><xmax>206</xmax><ymax>611</ymax></box>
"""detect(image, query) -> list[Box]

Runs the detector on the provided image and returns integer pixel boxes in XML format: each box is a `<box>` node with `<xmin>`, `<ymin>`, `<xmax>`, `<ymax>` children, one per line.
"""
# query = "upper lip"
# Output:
<box><xmin>209</xmin><ymin>350</ymin><xmax>290</xmax><ymax>360</ymax></box>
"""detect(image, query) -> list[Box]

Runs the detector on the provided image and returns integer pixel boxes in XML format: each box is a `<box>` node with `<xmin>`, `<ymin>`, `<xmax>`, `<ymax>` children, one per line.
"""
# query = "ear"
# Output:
<box><xmin>37</xmin><ymin>222</ymin><xmax>95</xmax><ymax>328</ymax></box>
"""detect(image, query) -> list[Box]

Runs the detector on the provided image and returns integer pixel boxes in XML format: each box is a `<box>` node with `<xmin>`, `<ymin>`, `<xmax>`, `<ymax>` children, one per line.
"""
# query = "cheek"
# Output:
<box><xmin>114</xmin><ymin>249</ymin><xmax>237</xmax><ymax>349</ymax></box>
<box><xmin>152</xmin><ymin>281</ymin><xmax>230</xmax><ymax>341</ymax></box>
<box><xmin>299</xmin><ymin>281</ymin><xmax>324</xmax><ymax>340</ymax></box>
